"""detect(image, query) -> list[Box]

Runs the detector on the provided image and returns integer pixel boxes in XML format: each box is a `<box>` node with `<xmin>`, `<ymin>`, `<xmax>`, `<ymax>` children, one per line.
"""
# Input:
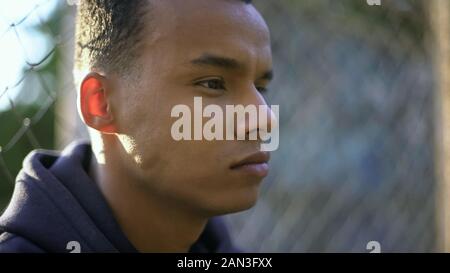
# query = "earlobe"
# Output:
<box><xmin>79</xmin><ymin>73</ymin><xmax>117</xmax><ymax>134</ymax></box>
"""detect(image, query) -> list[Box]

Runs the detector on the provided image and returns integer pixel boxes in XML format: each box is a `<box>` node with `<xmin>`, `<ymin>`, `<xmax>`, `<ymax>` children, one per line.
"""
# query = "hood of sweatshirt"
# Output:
<box><xmin>0</xmin><ymin>141</ymin><xmax>239</xmax><ymax>253</ymax></box>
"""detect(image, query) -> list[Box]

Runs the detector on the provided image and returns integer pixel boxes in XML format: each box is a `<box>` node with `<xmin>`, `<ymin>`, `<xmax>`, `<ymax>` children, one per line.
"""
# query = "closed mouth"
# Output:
<box><xmin>230</xmin><ymin>151</ymin><xmax>270</xmax><ymax>169</ymax></box>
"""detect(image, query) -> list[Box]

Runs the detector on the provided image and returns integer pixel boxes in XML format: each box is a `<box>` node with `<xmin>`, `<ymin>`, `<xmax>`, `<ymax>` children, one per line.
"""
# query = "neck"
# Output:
<box><xmin>90</xmin><ymin>137</ymin><xmax>207</xmax><ymax>253</ymax></box>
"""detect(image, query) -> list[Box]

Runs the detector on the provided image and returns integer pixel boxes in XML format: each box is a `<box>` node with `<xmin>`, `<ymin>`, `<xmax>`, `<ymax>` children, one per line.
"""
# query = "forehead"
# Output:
<box><xmin>143</xmin><ymin>0</ymin><xmax>272</xmax><ymax>67</ymax></box>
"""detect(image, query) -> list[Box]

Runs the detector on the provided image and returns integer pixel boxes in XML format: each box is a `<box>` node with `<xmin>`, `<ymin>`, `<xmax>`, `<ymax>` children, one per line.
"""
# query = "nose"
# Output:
<box><xmin>234</xmin><ymin>86</ymin><xmax>277</xmax><ymax>141</ymax></box>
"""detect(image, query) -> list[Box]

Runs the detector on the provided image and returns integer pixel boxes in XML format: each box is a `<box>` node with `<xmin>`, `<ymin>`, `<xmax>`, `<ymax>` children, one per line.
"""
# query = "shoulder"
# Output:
<box><xmin>0</xmin><ymin>232</ymin><xmax>45</xmax><ymax>253</ymax></box>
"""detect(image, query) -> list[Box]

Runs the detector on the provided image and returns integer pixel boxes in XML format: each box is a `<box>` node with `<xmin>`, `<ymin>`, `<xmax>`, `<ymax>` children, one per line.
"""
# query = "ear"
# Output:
<box><xmin>78</xmin><ymin>72</ymin><xmax>117</xmax><ymax>134</ymax></box>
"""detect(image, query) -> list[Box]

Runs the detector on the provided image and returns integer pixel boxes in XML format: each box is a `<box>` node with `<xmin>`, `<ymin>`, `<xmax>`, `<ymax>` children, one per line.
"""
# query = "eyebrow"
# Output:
<box><xmin>190</xmin><ymin>53</ymin><xmax>242</xmax><ymax>70</ymax></box>
<box><xmin>190</xmin><ymin>53</ymin><xmax>274</xmax><ymax>81</ymax></box>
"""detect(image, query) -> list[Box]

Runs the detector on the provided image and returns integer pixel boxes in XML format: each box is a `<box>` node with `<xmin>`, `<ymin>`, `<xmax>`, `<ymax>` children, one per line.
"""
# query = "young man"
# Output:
<box><xmin>0</xmin><ymin>0</ymin><xmax>274</xmax><ymax>252</ymax></box>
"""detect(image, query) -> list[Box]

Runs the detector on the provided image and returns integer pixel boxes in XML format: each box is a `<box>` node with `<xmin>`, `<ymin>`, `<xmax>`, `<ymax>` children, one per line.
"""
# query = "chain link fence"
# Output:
<box><xmin>0</xmin><ymin>0</ymin><xmax>441</xmax><ymax>252</ymax></box>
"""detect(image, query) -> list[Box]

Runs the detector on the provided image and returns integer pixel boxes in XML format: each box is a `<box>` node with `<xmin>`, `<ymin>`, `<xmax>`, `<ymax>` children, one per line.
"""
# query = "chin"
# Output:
<box><xmin>200</xmin><ymin>187</ymin><xmax>261</xmax><ymax>216</ymax></box>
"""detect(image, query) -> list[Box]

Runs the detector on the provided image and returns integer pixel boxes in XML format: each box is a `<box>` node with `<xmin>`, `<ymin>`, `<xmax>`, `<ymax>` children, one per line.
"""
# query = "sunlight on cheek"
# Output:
<box><xmin>117</xmin><ymin>134</ymin><xmax>143</xmax><ymax>165</ymax></box>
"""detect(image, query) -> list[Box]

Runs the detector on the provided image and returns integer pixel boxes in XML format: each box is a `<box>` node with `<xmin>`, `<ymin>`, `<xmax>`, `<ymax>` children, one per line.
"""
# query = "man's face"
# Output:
<box><xmin>110</xmin><ymin>0</ymin><xmax>274</xmax><ymax>215</ymax></box>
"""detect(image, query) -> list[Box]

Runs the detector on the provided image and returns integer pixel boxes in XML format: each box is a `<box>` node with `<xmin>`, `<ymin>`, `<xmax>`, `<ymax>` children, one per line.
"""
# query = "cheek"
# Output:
<box><xmin>116</xmin><ymin>96</ymin><xmax>172</xmax><ymax>170</ymax></box>
<box><xmin>129</xmin><ymin>112</ymin><xmax>173</xmax><ymax>170</ymax></box>
<box><xmin>117</xmin><ymin>81</ymin><xmax>231</xmax><ymax>177</ymax></box>
<box><xmin>158</xmin><ymin>140</ymin><xmax>230</xmax><ymax>185</ymax></box>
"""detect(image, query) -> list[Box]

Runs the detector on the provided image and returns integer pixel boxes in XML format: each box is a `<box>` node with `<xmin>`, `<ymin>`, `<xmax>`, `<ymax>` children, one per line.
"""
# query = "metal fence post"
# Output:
<box><xmin>430</xmin><ymin>0</ymin><xmax>450</xmax><ymax>253</ymax></box>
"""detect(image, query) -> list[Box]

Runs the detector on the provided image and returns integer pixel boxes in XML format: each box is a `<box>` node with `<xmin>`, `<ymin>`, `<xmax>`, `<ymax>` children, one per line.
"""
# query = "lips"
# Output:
<box><xmin>231</xmin><ymin>151</ymin><xmax>271</xmax><ymax>168</ymax></box>
<box><xmin>230</xmin><ymin>151</ymin><xmax>270</xmax><ymax>177</ymax></box>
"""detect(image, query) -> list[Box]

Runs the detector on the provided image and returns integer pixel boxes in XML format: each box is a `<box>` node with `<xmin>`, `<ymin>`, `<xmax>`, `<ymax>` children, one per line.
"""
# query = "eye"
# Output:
<box><xmin>256</xmin><ymin>86</ymin><xmax>269</xmax><ymax>94</ymax></box>
<box><xmin>196</xmin><ymin>78</ymin><xmax>226</xmax><ymax>91</ymax></box>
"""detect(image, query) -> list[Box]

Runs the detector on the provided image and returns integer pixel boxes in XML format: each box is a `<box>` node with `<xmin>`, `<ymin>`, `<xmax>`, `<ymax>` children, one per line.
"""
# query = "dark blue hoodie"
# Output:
<box><xmin>0</xmin><ymin>141</ymin><xmax>240</xmax><ymax>253</ymax></box>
